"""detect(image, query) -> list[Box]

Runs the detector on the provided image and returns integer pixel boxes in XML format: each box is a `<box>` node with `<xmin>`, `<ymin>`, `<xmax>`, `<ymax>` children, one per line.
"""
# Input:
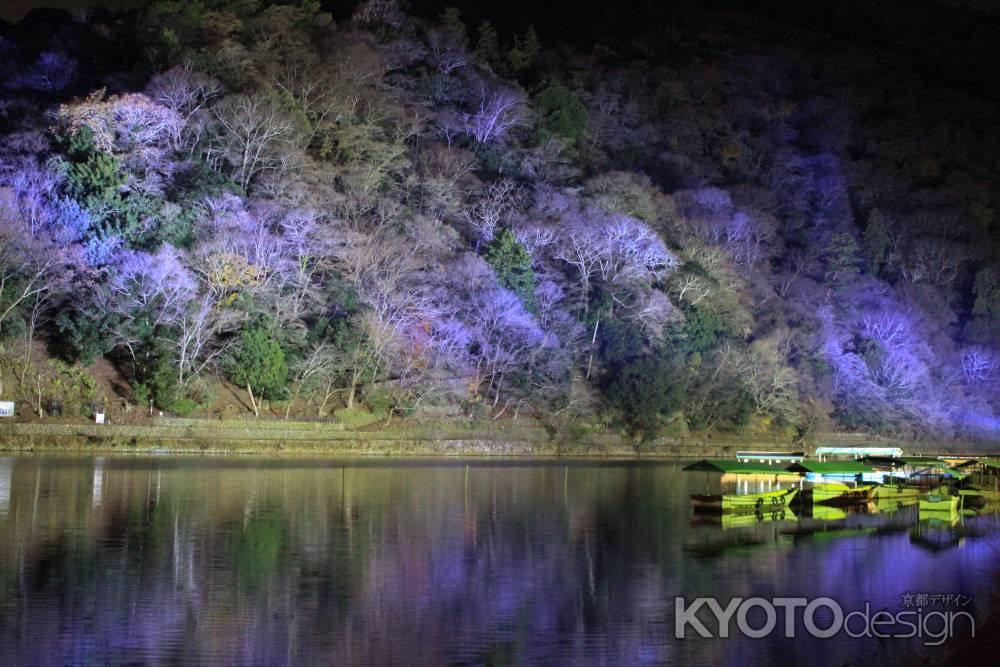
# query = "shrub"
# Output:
<box><xmin>604</xmin><ymin>353</ymin><xmax>687</xmax><ymax>440</ymax></box>
<box><xmin>363</xmin><ymin>388</ymin><xmax>393</xmax><ymax>417</ymax></box>
<box><xmin>483</xmin><ymin>229</ymin><xmax>536</xmax><ymax>308</ymax></box>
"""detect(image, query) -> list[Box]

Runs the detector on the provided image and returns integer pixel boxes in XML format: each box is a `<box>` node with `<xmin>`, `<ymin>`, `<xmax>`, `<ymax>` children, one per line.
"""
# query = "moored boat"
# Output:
<box><xmin>807</xmin><ymin>482</ymin><xmax>877</xmax><ymax>506</ymax></box>
<box><xmin>690</xmin><ymin>487</ymin><xmax>799</xmax><ymax>512</ymax></box>
<box><xmin>684</xmin><ymin>459</ymin><xmax>800</xmax><ymax>513</ymax></box>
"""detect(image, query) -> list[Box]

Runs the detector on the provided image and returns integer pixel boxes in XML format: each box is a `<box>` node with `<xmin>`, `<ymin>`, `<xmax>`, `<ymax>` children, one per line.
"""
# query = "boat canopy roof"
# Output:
<box><xmin>815</xmin><ymin>446</ymin><xmax>902</xmax><ymax>457</ymax></box>
<box><xmin>683</xmin><ymin>459</ymin><xmax>788</xmax><ymax>474</ymax></box>
<box><xmin>786</xmin><ymin>461</ymin><xmax>875</xmax><ymax>474</ymax></box>
<box><xmin>862</xmin><ymin>456</ymin><xmax>946</xmax><ymax>467</ymax></box>
<box><xmin>974</xmin><ymin>458</ymin><xmax>1000</xmax><ymax>470</ymax></box>
<box><xmin>735</xmin><ymin>450</ymin><xmax>805</xmax><ymax>460</ymax></box>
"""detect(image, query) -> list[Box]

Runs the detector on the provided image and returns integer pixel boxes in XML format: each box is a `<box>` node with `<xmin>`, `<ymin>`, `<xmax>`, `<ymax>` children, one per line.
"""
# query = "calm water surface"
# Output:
<box><xmin>0</xmin><ymin>455</ymin><xmax>997</xmax><ymax>666</ymax></box>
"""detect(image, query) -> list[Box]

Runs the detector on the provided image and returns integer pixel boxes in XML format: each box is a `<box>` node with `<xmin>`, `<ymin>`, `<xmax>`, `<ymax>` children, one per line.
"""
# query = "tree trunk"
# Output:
<box><xmin>585</xmin><ymin>318</ymin><xmax>600</xmax><ymax>380</ymax></box>
<box><xmin>347</xmin><ymin>375</ymin><xmax>358</xmax><ymax>410</ymax></box>
<box><xmin>247</xmin><ymin>383</ymin><xmax>259</xmax><ymax>418</ymax></box>
<box><xmin>20</xmin><ymin>316</ymin><xmax>34</xmax><ymax>386</ymax></box>
<box><xmin>285</xmin><ymin>385</ymin><xmax>301</xmax><ymax>420</ymax></box>
<box><xmin>318</xmin><ymin>377</ymin><xmax>334</xmax><ymax>417</ymax></box>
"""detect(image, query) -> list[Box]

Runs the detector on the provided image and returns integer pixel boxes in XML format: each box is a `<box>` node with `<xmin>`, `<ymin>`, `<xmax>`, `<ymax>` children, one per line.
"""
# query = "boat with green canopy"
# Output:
<box><xmin>785</xmin><ymin>461</ymin><xmax>878</xmax><ymax>505</ymax></box>
<box><xmin>862</xmin><ymin>456</ymin><xmax>969</xmax><ymax>482</ymax></box>
<box><xmin>786</xmin><ymin>461</ymin><xmax>875</xmax><ymax>475</ymax></box>
<box><xmin>684</xmin><ymin>460</ymin><xmax>800</xmax><ymax>512</ymax></box>
<box><xmin>686</xmin><ymin>460</ymin><xmax>795</xmax><ymax>475</ymax></box>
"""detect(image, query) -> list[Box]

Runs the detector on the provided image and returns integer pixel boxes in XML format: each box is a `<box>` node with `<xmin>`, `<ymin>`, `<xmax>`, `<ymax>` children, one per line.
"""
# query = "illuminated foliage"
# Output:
<box><xmin>483</xmin><ymin>229</ymin><xmax>536</xmax><ymax>309</ymax></box>
<box><xmin>536</xmin><ymin>84</ymin><xmax>588</xmax><ymax>145</ymax></box>
<box><xmin>0</xmin><ymin>0</ymin><xmax>997</xmax><ymax>438</ymax></box>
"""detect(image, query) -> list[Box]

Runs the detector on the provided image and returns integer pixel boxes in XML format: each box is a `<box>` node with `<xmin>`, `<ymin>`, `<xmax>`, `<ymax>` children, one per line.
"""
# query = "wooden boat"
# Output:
<box><xmin>807</xmin><ymin>482</ymin><xmax>877</xmax><ymax>506</ymax></box>
<box><xmin>685</xmin><ymin>460</ymin><xmax>800</xmax><ymax>513</ymax></box>
<box><xmin>690</xmin><ymin>487</ymin><xmax>799</xmax><ymax>512</ymax></box>
<box><xmin>785</xmin><ymin>461</ymin><xmax>877</xmax><ymax>506</ymax></box>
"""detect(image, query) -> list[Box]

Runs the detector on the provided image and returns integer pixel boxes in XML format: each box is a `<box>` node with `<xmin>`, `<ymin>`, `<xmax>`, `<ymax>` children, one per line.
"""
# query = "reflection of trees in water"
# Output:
<box><xmin>0</xmin><ymin>459</ymin><xmax>680</xmax><ymax>664</ymax></box>
<box><xmin>17</xmin><ymin>461</ymin><xmax>988</xmax><ymax>665</ymax></box>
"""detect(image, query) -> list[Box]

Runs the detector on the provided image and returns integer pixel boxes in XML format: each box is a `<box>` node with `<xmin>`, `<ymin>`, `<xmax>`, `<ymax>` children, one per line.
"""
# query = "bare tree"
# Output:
<box><xmin>464</xmin><ymin>179</ymin><xmax>517</xmax><ymax>243</ymax></box>
<box><xmin>428</xmin><ymin>27</ymin><xmax>469</xmax><ymax>74</ymax></box>
<box><xmin>214</xmin><ymin>94</ymin><xmax>294</xmax><ymax>189</ymax></box>
<box><xmin>269</xmin><ymin>60</ymin><xmax>358</xmax><ymax>149</ymax></box>
<box><xmin>144</xmin><ymin>66</ymin><xmax>222</xmax><ymax>151</ymax></box>
<box><xmin>173</xmin><ymin>296</ymin><xmax>232</xmax><ymax>386</ymax></box>
<box><xmin>0</xmin><ymin>217</ymin><xmax>57</xmax><ymax>335</ymax></box>
<box><xmin>961</xmin><ymin>347</ymin><xmax>999</xmax><ymax>384</ymax></box>
<box><xmin>285</xmin><ymin>342</ymin><xmax>337</xmax><ymax>418</ymax></box>
<box><xmin>860</xmin><ymin>311</ymin><xmax>910</xmax><ymax>351</ymax></box>
<box><xmin>902</xmin><ymin>238</ymin><xmax>967</xmax><ymax>287</ymax></box>
<box><xmin>108</xmin><ymin>246</ymin><xmax>197</xmax><ymax>358</ymax></box>
<box><xmin>463</xmin><ymin>83</ymin><xmax>527</xmax><ymax>144</ymax></box>
<box><xmin>670</xmin><ymin>274</ymin><xmax>711</xmax><ymax>305</ymax></box>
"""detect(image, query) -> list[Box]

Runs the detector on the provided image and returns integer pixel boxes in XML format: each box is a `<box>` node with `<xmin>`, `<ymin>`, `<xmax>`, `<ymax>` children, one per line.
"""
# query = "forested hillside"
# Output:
<box><xmin>1</xmin><ymin>1</ymin><xmax>998</xmax><ymax>441</ymax></box>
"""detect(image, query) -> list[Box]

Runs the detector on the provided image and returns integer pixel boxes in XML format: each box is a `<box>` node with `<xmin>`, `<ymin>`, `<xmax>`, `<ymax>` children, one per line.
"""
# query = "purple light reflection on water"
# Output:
<box><xmin>0</xmin><ymin>457</ymin><xmax>996</xmax><ymax>666</ymax></box>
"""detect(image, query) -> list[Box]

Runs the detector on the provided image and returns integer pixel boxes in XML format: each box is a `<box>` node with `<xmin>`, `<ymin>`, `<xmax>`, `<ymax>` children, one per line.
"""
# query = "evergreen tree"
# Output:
<box><xmin>483</xmin><ymin>229</ymin><xmax>536</xmax><ymax>308</ymax></box>
<box><xmin>227</xmin><ymin>323</ymin><xmax>288</xmax><ymax>417</ymax></box>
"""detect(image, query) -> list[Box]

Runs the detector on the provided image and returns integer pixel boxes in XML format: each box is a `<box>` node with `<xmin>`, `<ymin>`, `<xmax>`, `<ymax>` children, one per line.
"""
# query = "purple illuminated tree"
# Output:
<box><xmin>463</xmin><ymin>83</ymin><xmax>527</xmax><ymax>144</ymax></box>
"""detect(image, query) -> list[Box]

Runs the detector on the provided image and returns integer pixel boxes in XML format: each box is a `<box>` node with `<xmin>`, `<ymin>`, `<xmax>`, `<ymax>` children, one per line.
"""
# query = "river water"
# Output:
<box><xmin>0</xmin><ymin>455</ymin><xmax>996</xmax><ymax>666</ymax></box>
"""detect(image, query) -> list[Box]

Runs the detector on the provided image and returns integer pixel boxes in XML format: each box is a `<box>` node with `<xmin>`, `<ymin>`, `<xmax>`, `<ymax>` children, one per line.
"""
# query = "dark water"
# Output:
<box><xmin>0</xmin><ymin>456</ymin><xmax>997</xmax><ymax>666</ymax></box>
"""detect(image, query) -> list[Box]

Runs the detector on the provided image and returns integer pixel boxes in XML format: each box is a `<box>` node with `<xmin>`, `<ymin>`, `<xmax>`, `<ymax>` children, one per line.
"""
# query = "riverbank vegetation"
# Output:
<box><xmin>1</xmin><ymin>1</ymin><xmax>999</xmax><ymax>441</ymax></box>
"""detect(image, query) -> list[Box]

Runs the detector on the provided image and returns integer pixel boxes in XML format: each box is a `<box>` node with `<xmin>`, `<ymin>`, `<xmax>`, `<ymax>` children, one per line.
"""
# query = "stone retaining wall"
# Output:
<box><xmin>0</xmin><ymin>420</ymin><xmax>996</xmax><ymax>457</ymax></box>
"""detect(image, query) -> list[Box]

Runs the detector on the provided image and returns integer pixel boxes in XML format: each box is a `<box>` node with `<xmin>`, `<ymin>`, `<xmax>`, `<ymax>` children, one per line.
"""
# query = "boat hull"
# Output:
<box><xmin>808</xmin><ymin>483</ymin><xmax>877</xmax><ymax>506</ymax></box>
<box><xmin>691</xmin><ymin>488</ymin><xmax>799</xmax><ymax>513</ymax></box>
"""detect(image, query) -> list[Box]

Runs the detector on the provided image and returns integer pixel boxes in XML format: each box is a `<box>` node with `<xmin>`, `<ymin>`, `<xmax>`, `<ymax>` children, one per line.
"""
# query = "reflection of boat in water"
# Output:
<box><xmin>916</xmin><ymin>490</ymin><xmax>990</xmax><ymax>522</ymax></box>
<box><xmin>691</xmin><ymin>508</ymin><xmax>798</xmax><ymax>529</ymax></box>
<box><xmin>919</xmin><ymin>493</ymin><xmax>959</xmax><ymax>514</ymax></box>
<box><xmin>874</xmin><ymin>481</ymin><xmax>938</xmax><ymax>501</ymax></box>
<box><xmin>871</xmin><ymin>497</ymin><xmax>917</xmax><ymax>513</ymax></box>
<box><xmin>803</xmin><ymin>504</ymin><xmax>848</xmax><ymax>521</ymax></box>
<box><xmin>958</xmin><ymin>489</ymin><xmax>988</xmax><ymax>511</ymax></box>
<box><xmin>780</xmin><ymin>524</ymin><xmax>876</xmax><ymax>543</ymax></box>
<box><xmin>691</xmin><ymin>487</ymin><xmax>799</xmax><ymax>513</ymax></box>
<box><xmin>909</xmin><ymin>516</ymin><xmax>964</xmax><ymax>553</ymax></box>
